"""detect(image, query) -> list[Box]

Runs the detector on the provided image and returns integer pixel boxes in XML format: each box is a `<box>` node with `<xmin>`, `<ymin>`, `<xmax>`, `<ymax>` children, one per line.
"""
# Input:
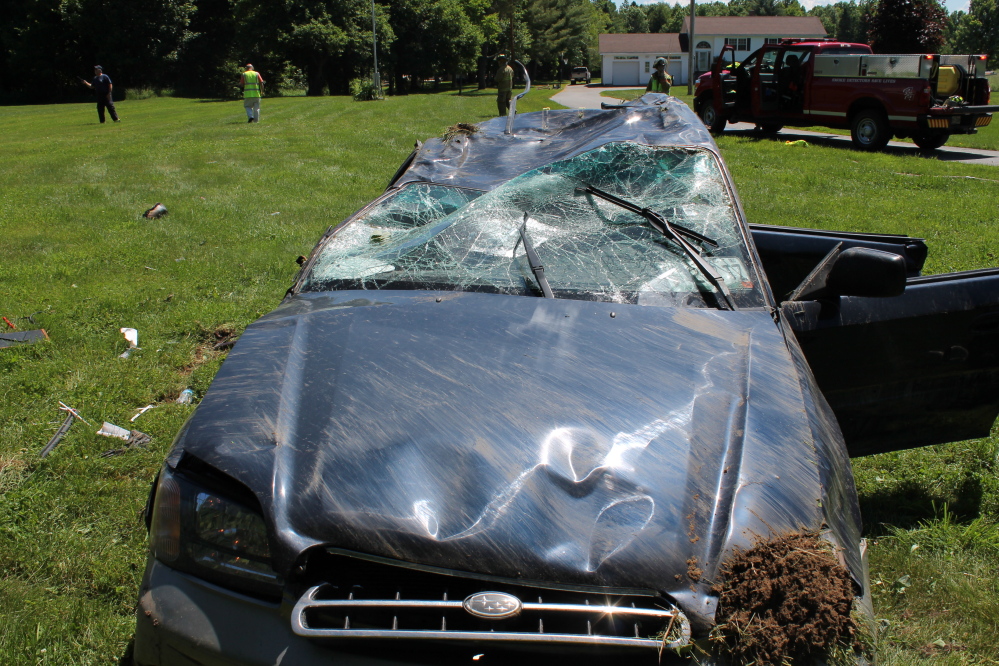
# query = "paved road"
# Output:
<box><xmin>550</xmin><ymin>85</ymin><xmax>999</xmax><ymax>167</ymax></box>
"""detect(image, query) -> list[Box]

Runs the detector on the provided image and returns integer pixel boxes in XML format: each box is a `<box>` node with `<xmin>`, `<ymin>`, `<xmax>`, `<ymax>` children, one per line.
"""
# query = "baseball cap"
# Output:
<box><xmin>497</xmin><ymin>54</ymin><xmax>508</xmax><ymax>60</ymax></box>
<box><xmin>94</xmin><ymin>65</ymin><xmax>102</xmax><ymax>70</ymax></box>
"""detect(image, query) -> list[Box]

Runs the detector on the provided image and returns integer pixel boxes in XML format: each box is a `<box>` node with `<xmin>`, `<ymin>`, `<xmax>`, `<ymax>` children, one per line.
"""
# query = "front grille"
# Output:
<box><xmin>291</xmin><ymin>552</ymin><xmax>690</xmax><ymax>650</ymax></box>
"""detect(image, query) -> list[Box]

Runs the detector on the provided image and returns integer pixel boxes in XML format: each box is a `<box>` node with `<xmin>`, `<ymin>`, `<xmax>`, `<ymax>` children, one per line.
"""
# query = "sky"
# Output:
<box><xmin>630</xmin><ymin>0</ymin><xmax>971</xmax><ymax>17</ymax></box>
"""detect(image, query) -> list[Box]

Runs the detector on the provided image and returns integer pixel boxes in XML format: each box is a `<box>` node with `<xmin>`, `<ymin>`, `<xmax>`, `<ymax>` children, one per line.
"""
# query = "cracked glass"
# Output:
<box><xmin>304</xmin><ymin>142</ymin><xmax>764</xmax><ymax>308</ymax></box>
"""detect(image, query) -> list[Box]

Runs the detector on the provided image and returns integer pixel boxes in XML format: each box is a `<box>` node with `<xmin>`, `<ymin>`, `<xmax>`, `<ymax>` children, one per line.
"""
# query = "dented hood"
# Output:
<box><xmin>178</xmin><ymin>290</ymin><xmax>833</xmax><ymax>619</ymax></box>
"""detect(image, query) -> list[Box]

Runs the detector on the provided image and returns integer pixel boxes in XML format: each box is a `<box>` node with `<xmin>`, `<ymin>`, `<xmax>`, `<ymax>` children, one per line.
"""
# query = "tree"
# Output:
<box><xmin>387</xmin><ymin>0</ymin><xmax>483</xmax><ymax>92</ymax></box>
<box><xmin>867</xmin><ymin>0</ymin><xmax>948</xmax><ymax>53</ymax></box>
<box><xmin>953</xmin><ymin>0</ymin><xmax>999</xmax><ymax>65</ymax></box>
<box><xmin>2</xmin><ymin>0</ymin><xmax>194</xmax><ymax>101</ymax></box>
<box><xmin>524</xmin><ymin>0</ymin><xmax>593</xmax><ymax>78</ymax></box>
<box><xmin>621</xmin><ymin>4</ymin><xmax>648</xmax><ymax>32</ymax></box>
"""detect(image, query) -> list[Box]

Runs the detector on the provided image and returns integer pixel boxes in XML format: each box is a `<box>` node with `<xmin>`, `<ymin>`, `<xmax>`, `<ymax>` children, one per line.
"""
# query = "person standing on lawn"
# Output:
<box><xmin>646</xmin><ymin>57</ymin><xmax>672</xmax><ymax>95</ymax></box>
<box><xmin>495</xmin><ymin>54</ymin><xmax>514</xmax><ymax>116</ymax></box>
<box><xmin>240</xmin><ymin>64</ymin><xmax>265</xmax><ymax>123</ymax></box>
<box><xmin>81</xmin><ymin>65</ymin><xmax>119</xmax><ymax>123</ymax></box>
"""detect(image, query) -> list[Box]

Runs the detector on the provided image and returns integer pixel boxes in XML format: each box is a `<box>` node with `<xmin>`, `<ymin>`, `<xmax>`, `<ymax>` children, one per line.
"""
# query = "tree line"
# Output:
<box><xmin>1</xmin><ymin>0</ymin><xmax>995</xmax><ymax>103</ymax></box>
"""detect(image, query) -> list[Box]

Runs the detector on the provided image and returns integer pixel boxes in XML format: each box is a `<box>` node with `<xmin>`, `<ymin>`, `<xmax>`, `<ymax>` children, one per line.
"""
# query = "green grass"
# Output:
<box><xmin>2</xmin><ymin>89</ymin><xmax>999</xmax><ymax>664</ymax></box>
<box><xmin>600</xmin><ymin>87</ymin><xmax>999</xmax><ymax>151</ymax></box>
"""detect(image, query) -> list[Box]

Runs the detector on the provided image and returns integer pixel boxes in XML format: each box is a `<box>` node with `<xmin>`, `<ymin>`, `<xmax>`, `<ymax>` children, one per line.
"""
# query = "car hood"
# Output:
<box><xmin>175</xmin><ymin>291</ymin><xmax>847</xmax><ymax>624</ymax></box>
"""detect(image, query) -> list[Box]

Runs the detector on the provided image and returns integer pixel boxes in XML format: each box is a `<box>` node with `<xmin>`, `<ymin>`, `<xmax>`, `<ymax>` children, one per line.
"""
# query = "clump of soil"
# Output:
<box><xmin>712</xmin><ymin>531</ymin><xmax>861</xmax><ymax>665</ymax></box>
<box><xmin>442</xmin><ymin>122</ymin><xmax>478</xmax><ymax>143</ymax></box>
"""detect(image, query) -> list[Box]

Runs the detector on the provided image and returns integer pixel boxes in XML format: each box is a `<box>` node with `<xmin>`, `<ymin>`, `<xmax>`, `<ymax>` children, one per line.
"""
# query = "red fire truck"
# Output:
<box><xmin>694</xmin><ymin>39</ymin><xmax>997</xmax><ymax>150</ymax></box>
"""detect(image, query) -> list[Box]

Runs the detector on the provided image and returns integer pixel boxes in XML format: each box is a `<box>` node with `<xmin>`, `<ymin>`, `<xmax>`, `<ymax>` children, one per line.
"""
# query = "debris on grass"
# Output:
<box><xmin>711</xmin><ymin>531</ymin><xmax>866</xmax><ymax>665</ymax></box>
<box><xmin>119</xmin><ymin>327</ymin><xmax>139</xmax><ymax>358</ymax></box>
<box><xmin>130</xmin><ymin>405</ymin><xmax>157</xmax><ymax>422</ymax></box>
<box><xmin>0</xmin><ymin>329</ymin><xmax>49</xmax><ymax>349</ymax></box>
<box><xmin>41</xmin><ymin>413</ymin><xmax>74</xmax><ymax>458</ymax></box>
<box><xmin>176</xmin><ymin>389</ymin><xmax>195</xmax><ymax>405</ymax></box>
<box><xmin>143</xmin><ymin>203</ymin><xmax>168</xmax><ymax>219</ymax></box>
<box><xmin>3</xmin><ymin>316</ymin><xmax>16</xmax><ymax>329</ymax></box>
<box><xmin>96</xmin><ymin>422</ymin><xmax>152</xmax><ymax>457</ymax></box>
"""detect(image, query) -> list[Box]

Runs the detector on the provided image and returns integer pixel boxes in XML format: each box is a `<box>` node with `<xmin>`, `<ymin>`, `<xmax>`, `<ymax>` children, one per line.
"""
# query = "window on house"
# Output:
<box><xmin>696</xmin><ymin>41</ymin><xmax>711</xmax><ymax>49</ymax></box>
<box><xmin>765</xmin><ymin>38</ymin><xmax>781</xmax><ymax>45</ymax></box>
<box><xmin>724</xmin><ymin>38</ymin><xmax>751</xmax><ymax>51</ymax></box>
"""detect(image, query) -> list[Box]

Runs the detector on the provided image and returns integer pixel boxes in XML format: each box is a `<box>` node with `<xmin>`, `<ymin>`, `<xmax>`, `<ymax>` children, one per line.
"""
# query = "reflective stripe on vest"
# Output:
<box><xmin>243</xmin><ymin>71</ymin><xmax>261</xmax><ymax>98</ymax></box>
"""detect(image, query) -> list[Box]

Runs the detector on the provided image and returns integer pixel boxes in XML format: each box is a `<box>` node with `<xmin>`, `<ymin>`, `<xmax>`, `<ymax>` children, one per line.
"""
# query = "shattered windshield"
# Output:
<box><xmin>303</xmin><ymin>143</ymin><xmax>764</xmax><ymax>308</ymax></box>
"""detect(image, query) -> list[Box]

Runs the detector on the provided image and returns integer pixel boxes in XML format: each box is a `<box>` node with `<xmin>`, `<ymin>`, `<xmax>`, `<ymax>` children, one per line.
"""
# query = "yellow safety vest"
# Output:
<box><xmin>243</xmin><ymin>71</ymin><xmax>261</xmax><ymax>98</ymax></box>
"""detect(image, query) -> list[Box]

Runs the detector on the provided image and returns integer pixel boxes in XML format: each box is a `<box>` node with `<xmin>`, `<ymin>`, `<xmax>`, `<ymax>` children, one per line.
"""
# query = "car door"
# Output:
<box><xmin>751</xmin><ymin>224</ymin><xmax>928</xmax><ymax>301</ymax></box>
<box><xmin>782</xmin><ymin>267</ymin><xmax>999</xmax><ymax>457</ymax></box>
<box><xmin>754</xmin><ymin>48</ymin><xmax>781</xmax><ymax>113</ymax></box>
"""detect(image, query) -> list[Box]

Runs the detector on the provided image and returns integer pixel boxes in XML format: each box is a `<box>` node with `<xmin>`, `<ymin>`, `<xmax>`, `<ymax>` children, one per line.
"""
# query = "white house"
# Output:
<box><xmin>599</xmin><ymin>16</ymin><xmax>827</xmax><ymax>87</ymax></box>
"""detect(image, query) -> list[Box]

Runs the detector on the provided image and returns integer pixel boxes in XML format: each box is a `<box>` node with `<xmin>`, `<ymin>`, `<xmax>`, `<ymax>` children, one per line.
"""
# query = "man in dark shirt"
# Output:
<box><xmin>82</xmin><ymin>65</ymin><xmax>119</xmax><ymax>123</ymax></box>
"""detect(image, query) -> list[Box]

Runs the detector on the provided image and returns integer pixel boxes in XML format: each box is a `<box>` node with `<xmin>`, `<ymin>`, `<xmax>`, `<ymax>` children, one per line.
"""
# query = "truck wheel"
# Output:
<box><xmin>912</xmin><ymin>132</ymin><xmax>948</xmax><ymax>150</ymax></box>
<box><xmin>699</xmin><ymin>99</ymin><xmax>726</xmax><ymax>134</ymax></box>
<box><xmin>850</xmin><ymin>110</ymin><xmax>891</xmax><ymax>151</ymax></box>
<box><xmin>756</xmin><ymin>123</ymin><xmax>783</xmax><ymax>134</ymax></box>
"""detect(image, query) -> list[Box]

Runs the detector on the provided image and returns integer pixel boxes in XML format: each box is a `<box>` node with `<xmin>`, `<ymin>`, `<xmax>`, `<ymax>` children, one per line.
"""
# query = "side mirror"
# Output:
<box><xmin>790</xmin><ymin>245</ymin><xmax>907</xmax><ymax>301</ymax></box>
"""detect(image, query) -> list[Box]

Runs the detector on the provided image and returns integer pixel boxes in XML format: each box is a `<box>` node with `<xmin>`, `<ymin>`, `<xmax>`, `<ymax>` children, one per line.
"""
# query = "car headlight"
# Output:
<box><xmin>149</xmin><ymin>467</ymin><xmax>283</xmax><ymax>599</ymax></box>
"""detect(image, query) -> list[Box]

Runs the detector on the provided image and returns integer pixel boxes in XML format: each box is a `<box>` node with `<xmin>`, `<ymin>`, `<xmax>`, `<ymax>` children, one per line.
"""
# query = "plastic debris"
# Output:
<box><xmin>59</xmin><ymin>401</ymin><xmax>91</xmax><ymax>425</ymax></box>
<box><xmin>119</xmin><ymin>327</ymin><xmax>139</xmax><ymax>358</ymax></box>
<box><xmin>0</xmin><ymin>329</ymin><xmax>49</xmax><ymax>349</ymax></box>
<box><xmin>97</xmin><ymin>422</ymin><xmax>131</xmax><ymax>440</ymax></box>
<box><xmin>97</xmin><ymin>422</ymin><xmax>152</xmax><ymax>457</ymax></box>
<box><xmin>176</xmin><ymin>389</ymin><xmax>195</xmax><ymax>404</ymax></box>
<box><xmin>130</xmin><ymin>404</ymin><xmax>157</xmax><ymax>422</ymax></box>
<box><xmin>143</xmin><ymin>203</ymin><xmax>168</xmax><ymax>219</ymax></box>
<box><xmin>41</xmin><ymin>414</ymin><xmax>74</xmax><ymax>458</ymax></box>
<box><xmin>784</xmin><ymin>139</ymin><xmax>809</xmax><ymax>147</ymax></box>
<box><xmin>2</xmin><ymin>316</ymin><xmax>15</xmax><ymax>329</ymax></box>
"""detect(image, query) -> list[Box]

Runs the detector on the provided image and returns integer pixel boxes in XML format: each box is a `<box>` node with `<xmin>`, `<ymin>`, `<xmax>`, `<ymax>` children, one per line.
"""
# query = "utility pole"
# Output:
<box><xmin>371</xmin><ymin>0</ymin><xmax>381</xmax><ymax>97</ymax></box>
<box><xmin>687</xmin><ymin>0</ymin><xmax>695</xmax><ymax>95</ymax></box>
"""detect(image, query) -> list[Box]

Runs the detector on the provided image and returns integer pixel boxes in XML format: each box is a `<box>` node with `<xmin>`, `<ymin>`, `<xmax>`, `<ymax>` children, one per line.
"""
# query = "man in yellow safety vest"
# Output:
<box><xmin>646</xmin><ymin>57</ymin><xmax>672</xmax><ymax>95</ymax></box>
<box><xmin>240</xmin><ymin>64</ymin><xmax>265</xmax><ymax>123</ymax></box>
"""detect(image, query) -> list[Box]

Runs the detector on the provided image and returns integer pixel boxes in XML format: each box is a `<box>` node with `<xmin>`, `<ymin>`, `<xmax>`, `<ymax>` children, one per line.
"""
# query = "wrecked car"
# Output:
<box><xmin>135</xmin><ymin>95</ymin><xmax>999</xmax><ymax>665</ymax></box>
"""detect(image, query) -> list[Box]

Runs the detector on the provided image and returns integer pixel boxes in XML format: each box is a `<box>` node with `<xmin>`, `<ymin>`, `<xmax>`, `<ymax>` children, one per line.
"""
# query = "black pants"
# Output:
<box><xmin>97</xmin><ymin>95</ymin><xmax>118</xmax><ymax>123</ymax></box>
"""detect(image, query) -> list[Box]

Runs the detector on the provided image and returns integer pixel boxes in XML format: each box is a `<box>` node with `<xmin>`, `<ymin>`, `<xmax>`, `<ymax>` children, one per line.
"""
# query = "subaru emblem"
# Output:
<box><xmin>462</xmin><ymin>592</ymin><xmax>523</xmax><ymax>619</ymax></box>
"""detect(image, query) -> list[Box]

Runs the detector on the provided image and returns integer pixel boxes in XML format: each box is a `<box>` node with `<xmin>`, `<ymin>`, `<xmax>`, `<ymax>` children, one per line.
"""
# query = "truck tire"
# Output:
<box><xmin>756</xmin><ymin>123</ymin><xmax>783</xmax><ymax>134</ymax></box>
<box><xmin>698</xmin><ymin>98</ymin><xmax>726</xmax><ymax>134</ymax></box>
<box><xmin>912</xmin><ymin>132</ymin><xmax>949</xmax><ymax>150</ymax></box>
<box><xmin>850</xmin><ymin>110</ymin><xmax>891</xmax><ymax>151</ymax></box>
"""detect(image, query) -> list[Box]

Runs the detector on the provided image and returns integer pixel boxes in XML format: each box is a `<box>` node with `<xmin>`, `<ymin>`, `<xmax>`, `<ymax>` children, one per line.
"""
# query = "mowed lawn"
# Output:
<box><xmin>1</xmin><ymin>89</ymin><xmax>998</xmax><ymax>665</ymax></box>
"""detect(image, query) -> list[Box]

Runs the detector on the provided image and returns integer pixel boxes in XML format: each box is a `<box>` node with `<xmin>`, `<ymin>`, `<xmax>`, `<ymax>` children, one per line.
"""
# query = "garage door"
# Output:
<box><xmin>612</xmin><ymin>61</ymin><xmax>641</xmax><ymax>86</ymax></box>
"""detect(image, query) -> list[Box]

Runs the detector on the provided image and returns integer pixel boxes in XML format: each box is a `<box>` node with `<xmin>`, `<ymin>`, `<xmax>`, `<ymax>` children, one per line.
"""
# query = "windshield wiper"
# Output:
<box><xmin>575</xmin><ymin>184</ymin><xmax>736</xmax><ymax>310</ymax></box>
<box><xmin>513</xmin><ymin>213</ymin><xmax>554</xmax><ymax>298</ymax></box>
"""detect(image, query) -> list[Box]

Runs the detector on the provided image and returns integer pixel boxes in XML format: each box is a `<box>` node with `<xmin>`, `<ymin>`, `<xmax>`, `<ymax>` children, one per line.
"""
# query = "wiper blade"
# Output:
<box><xmin>576</xmin><ymin>184</ymin><xmax>736</xmax><ymax>310</ymax></box>
<box><xmin>513</xmin><ymin>213</ymin><xmax>554</xmax><ymax>299</ymax></box>
<box><xmin>576</xmin><ymin>185</ymin><xmax>718</xmax><ymax>248</ymax></box>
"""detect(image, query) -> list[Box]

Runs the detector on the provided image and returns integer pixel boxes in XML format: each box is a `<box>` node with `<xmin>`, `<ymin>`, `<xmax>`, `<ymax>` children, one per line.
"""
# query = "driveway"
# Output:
<box><xmin>550</xmin><ymin>85</ymin><xmax>999</xmax><ymax>167</ymax></box>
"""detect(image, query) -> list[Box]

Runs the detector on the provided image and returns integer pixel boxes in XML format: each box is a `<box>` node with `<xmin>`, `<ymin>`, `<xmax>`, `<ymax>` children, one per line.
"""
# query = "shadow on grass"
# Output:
<box><xmin>859</xmin><ymin>477</ymin><xmax>984</xmax><ymax>536</ymax></box>
<box><xmin>725</xmin><ymin>129</ymin><xmax>998</xmax><ymax>162</ymax></box>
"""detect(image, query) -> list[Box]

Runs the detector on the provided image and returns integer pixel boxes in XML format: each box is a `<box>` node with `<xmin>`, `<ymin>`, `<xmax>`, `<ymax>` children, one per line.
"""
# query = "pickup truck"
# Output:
<box><xmin>694</xmin><ymin>39</ymin><xmax>997</xmax><ymax>150</ymax></box>
<box><xmin>570</xmin><ymin>67</ymin><xmax>591</xmax><ymax>85</ymax></box>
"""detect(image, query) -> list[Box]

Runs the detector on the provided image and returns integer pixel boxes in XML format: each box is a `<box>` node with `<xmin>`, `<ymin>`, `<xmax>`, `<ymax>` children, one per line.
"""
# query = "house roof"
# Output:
<box><xmin>598</xmin><ymin>33</ymin><xmax>684</xmax><ymax>54</ymax></box>
<box><xmin>679</xmin><ymin>16</ymin><xmax>827</xmax><ymax>36</ymax></box>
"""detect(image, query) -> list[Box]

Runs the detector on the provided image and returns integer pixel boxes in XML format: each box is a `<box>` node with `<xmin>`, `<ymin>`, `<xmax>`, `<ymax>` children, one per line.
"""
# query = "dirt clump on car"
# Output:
<box><xmin>711</xmin><ymin>531</ymin><xmax>863</xmax><ymax>665</ymax></box>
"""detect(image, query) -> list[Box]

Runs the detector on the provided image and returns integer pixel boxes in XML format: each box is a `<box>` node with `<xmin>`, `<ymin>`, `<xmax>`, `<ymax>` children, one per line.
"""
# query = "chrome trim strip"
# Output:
<box><xmin>293</xmin><ymin>628</ymin><xmax>665</xmax><ymax>647</ymax></box>
<box><xmin>888</xmin><ymin>115</ymin><xmax>917</xmax><ymax>121</ymax></box>
<box><xmin>804</xmin><ymin>110</ymin><xmax>847</xmax><ymax>117</ymax></box>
